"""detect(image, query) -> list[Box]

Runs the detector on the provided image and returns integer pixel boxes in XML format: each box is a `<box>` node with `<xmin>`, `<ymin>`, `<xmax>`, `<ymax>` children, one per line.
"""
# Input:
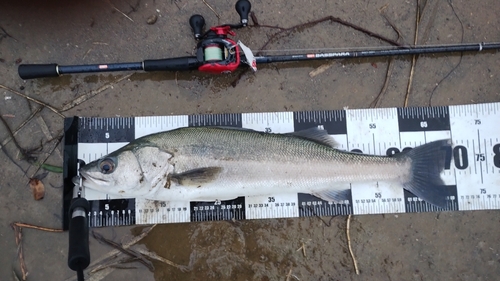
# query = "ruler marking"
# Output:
<box><xmin>471</xmin><ymin>139</ymin><xmax>477</xmax><ymax>176</ymax></box>
<box><xmin>372</xmin><ymin>134</ymin><xmax>376</xmax><ymax>154</ymax></box>
<box><xmin>477</xmin><ymin>130</ymin><xmax>483</xmax><ymax>184</ymax></box>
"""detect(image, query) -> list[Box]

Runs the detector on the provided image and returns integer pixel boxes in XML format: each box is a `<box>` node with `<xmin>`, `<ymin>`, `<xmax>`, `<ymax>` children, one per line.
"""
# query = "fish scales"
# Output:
<box><xmin>144</xmin><ymin>127</ymin><xmax>408</xmax><ymax>183</ymax></box>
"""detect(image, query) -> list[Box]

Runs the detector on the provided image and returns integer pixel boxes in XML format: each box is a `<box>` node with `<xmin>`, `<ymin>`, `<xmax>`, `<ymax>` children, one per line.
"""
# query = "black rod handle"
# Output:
<box><xmin>18</xmin><ymin>64</ymin><xmax>59</xmax><ymax>79</ymax></box>
<box><xmin>68</xmin><ymin>198</ymin><xmax>90</xmax><ymax>273</ymax></box>
<box><xmin>19</xmin><ymin>62</ymin><xmax>144</xmax><ymax>79</ymax></box>
<box><xmin>143</xmin><ymin>56</ymin><xmax>202</xmax><ymax>71</ymax></box>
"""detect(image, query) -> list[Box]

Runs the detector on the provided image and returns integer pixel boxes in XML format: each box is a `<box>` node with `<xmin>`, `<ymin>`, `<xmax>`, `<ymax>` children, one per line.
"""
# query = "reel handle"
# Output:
<box><xmin>189</xmin><ymin>14</ymin><xmax>205</xmax><ymax>40</ymax></box>
<box><xmin>235</xmin><ymin>0</ymin><xmax>251</xmax><ymax>26</ymax></box>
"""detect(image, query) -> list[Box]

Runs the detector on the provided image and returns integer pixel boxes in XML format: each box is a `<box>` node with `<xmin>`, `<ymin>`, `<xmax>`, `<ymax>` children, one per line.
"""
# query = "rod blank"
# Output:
<box><xmin>255</xmin><ymin>42</ymin><xmax>500</xmax><ymax>64</ymax></box>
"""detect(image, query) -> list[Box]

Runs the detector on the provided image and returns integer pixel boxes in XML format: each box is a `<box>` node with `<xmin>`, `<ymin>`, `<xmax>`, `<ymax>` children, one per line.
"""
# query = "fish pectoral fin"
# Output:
<box><xmin>288</xmin><ymin>127</ymin><xmax>337</xmax><ymax>148</ymax></box>
<box><xmin>311</xmin><ymin>189</ymin><xmax>350</xmax><ymax>202</ymax></box>
<box><xmin>171</xmin><ymin>167</ymin><xmax>222</xmax><ymax>186</ymax></box>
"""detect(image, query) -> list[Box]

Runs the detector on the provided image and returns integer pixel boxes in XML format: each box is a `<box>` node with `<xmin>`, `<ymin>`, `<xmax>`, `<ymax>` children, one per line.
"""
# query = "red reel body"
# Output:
<box><xmin>196</xmin><ymin>26</ymin><xmax>241</xmax><ymax>74</ymax></box>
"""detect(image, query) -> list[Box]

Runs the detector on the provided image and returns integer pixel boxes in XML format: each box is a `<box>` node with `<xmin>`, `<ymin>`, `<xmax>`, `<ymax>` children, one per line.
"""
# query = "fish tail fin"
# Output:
<box><xmin>394</xmin><ymin>139</ymin><xmax>451</xmax><ymax>208</ymax></box>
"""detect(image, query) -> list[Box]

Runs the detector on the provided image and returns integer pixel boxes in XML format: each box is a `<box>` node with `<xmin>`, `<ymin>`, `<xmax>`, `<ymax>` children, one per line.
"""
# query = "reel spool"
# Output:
<box><xmin>204</xmin><ymin>44</ymin><xmax>224</xmax><ymax>61</ymax></box>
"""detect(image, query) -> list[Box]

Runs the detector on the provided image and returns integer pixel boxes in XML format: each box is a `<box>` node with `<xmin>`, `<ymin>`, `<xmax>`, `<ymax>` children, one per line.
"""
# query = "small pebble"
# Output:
<box><xmin>147</xmin><ymin>15</ymin><xmax>158</xmax><ymax>25</ymax></box>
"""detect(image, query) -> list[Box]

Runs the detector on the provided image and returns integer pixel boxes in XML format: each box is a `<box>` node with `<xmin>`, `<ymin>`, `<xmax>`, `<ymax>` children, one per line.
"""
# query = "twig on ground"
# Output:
<box><xmin>59</xmin><ymin>74</ymin><xmax>132</xmax><ymax>112</ymax></box>
<box><xmin>404</xmin><ymin>0</ymin><xmax>426</xmax><ymax>107</ymax></box>
<box><xmin>0</xmin><ymin>106</ymin><xmax>43</xmax><ymax>151</ymax></box>
<box><xmin>11</xmin><ymin>224</ymin><xmax>28</xmax><ymax>280</ymax></box>
<box><xmin>136</xmin><ymin>248</ymin><xmax>191</xmax><ymax>272</ymax></box>
<box><xmin>370</xmin><ymin>58</ymin><xmax>394</xmax><ymax>108</ymax></box>
<box><xmin>233</xmin><ymin>14</ymin><xmax>403</xmax><ymax>86</ymax></box>
<box><xmin>90</xmin><ymin>256</ymin><xmax>138</xmax><ymax>273</ymax></box>
<box><xmin>28</xmin><ymin>132</ymin><xmax>63</xmax><ymax>178</ymax></box>
<box><xmin>370</xmin><ymin>11</ymin><xmax>402</xmax><ymax>108</ymax></box>
<box><xmin>83</xmin><ymin>49</ymin><xmax>93</xmax><ymax>60</ymax></box>
<box><xmin>256</xmin><ymin>16</ymin><xmax>403</xmax><ymax>54</ymax></box>
<box><xmin>250</xmin><ymin>11</ymin><xmax>259</xmax><ymax>26</ymax></box>
<box><xmin>296</xmin><ymin>242</ymin><xmax>307</xmax><ymax>257</ymax></box>
<box><xmin>202</xmin><ymin>0</ymin><xmax>221</xmax><ymax>21</ymax></box>
<box><xmin>92</xmin><ymin>231</ymin><xmax>155</xmax><ymax>271</ymax></box>
<box><xmin>309</xmin><ymin>62</ymin><xmax>335</xmax><ymax>78</ymax></box>
<box><xmin>346</xmin><ymin>215</ymin><xmax>359</xmax><ymax>275</ymax></box>
<box><xmin>285</xmin><ymin>268</ymin><xmax>292</xmax><ymax>281</ymax></box>
<box><xmin>285</xmin><ymin>266</ymin><xmax>300</xmax><ymax>281</ymax></box>
<box><xmin>380</xmin><ymin>12</ymin><xmax>404</xmax><ymax>43</ymax></box>
<box><xmin>419</xmin><ymin>0</ymin><xmax>440</xmax><ymax>46</ymax></box>
<box><xmin>12</xmin><ymin>270</ymin><xmax>22</xmax><ymax>281</ymax></box>
<box><xmin>12</xmin><ymin>222</ymin><xmax>64</xmax><ymax>232</ymax></box>
<box><xmin>62</xmin><ymin>225</ymin><xmax>156</xmax><ymax>281</ymax></box>
<box><xmin>428</xmin><ymin>0</ymin><xmax>464</xmax><ymax>106</ymax></box>
<box><xmin>249</xmin><ymin>12</ymin><xmax>285</xmax><ymax>30</ymax></box>
<box><xmin>0</xmin><ymin>25</ymin><xmax>18</xmax><ymax>42</ymax></box>
<box><xmin>107</xmin><ymin>0</ymin><xmax>134</xmax><ymax>22</ymax></box>
<box><xmin>37</xmin><ymin>116</ymin><xmax>63</xmax><ymax>159</ymax></box>
<box><xmin>83</xmin><ymin>225</ymin><xmax>157</xmax><ymax>275</ymax></box>
<box><xmin>0</xmin><ymin>84</ymin><xmax>64</xmax><ymax>117</ymax></box>
<box><xmin>61</xmin><ymin>225</ymin><xmax>156</xmax><ymax>280</ymax></box>
<box><xmin>0</xmin><ymin>114</ymin><xmax>28</xmax><ymax>172</ymax></box>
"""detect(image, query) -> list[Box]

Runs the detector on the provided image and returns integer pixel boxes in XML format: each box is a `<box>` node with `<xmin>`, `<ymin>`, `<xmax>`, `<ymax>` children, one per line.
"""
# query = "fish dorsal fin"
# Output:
<box><xmin>171</xmin><ymin>167</ymin><xmax>222</xmax><ymax>186</ymax></box>
<box><xmin>311</xmin><ymin>189</ymin><xmax>351</xmax><ymax>202</ymax></box>
<box><xmin>288</xmin><ymin>127</ymin><xmax>337</xmax><ymax>148</ymax></box>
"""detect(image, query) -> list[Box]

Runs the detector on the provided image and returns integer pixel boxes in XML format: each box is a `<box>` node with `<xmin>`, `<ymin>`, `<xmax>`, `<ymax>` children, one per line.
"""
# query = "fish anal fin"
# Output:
<box><xmin>172</xmin><ymin>167</ymin><xmax>222</xmax><ymax>186</ymax></box>
<box><xmin>288</xmin><ymin>127</ymin><xmax>337</xmax><ymax>148</ymax></box>
<box><xmin>311</xmin><ymin>189</ymin><xmax>351</xmax><ymax>203</ymax></box>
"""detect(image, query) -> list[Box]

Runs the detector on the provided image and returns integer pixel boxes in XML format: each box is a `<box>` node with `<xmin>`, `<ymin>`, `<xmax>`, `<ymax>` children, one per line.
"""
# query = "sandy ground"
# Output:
<box><xmin>0</xmin><ymin>0</ymin><xmax>499</xmax><ymax>280</ymax></box>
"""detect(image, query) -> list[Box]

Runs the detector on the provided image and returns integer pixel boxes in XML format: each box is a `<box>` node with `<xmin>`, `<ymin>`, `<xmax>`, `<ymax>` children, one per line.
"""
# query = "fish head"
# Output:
<box><xmin>79</xmin><ymin>145</ymin><xmax>174</xmax><ymax>197</ymax></box>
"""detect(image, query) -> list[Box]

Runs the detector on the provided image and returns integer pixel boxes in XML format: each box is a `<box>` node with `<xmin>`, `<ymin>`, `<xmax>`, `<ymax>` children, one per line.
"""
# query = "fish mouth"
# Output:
<box><xmin>78</xmin><ymin>171</ymin><xmax>111</xmax><ymax>187</ymax></box>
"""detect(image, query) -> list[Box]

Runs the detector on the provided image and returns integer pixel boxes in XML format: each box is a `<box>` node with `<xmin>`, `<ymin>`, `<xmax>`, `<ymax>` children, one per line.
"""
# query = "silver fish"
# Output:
<box><xmin>78</xmin><ymin>127</ymin><xmax>450</xmax><ymax>207</ymax></box>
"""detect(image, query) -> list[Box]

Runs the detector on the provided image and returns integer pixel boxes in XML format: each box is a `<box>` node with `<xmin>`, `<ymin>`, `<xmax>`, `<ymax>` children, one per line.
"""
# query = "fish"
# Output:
<box><xmin>77</xmin><ymin>126</ymin><xmax>451</xmax><ymax>207</ymax></box>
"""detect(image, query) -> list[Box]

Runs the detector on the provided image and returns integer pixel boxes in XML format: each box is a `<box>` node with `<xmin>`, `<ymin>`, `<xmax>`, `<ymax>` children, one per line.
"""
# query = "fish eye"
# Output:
<box><xmin>99</xmin><ymin>158</ymin><xmax>116</xmax><ymax>174</ymax></box>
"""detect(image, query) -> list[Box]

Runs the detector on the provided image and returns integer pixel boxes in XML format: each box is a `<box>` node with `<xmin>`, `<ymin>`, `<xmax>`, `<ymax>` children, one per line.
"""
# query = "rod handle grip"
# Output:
<box><xmin>18</xmin><ymin>64</ymin><xmax>59</xmax><ymax>79</ymax></box>
<box><xmin>68</xmin><ymin>198</ymin><xmax>90</xmax><ymax>272</ymax></box>
<box><xmin>143</xmin><ymin>57</ymin><xmax>201</xmax><ymax>72</ymax></box>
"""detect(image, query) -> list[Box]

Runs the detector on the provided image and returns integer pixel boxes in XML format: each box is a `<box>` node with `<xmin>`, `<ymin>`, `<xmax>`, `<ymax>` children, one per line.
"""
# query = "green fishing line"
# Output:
<box><xmin>204</xmin><ymin>45</ymin><xmax>223</xmax><ymax>61</ymax></box>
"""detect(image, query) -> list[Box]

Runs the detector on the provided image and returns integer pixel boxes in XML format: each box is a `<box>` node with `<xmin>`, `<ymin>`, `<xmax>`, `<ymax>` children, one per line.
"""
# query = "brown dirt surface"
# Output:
<box><xmin>0</xmin><ymin>0</ymin><xmax>499</xmax><ymax>280</ymax></box>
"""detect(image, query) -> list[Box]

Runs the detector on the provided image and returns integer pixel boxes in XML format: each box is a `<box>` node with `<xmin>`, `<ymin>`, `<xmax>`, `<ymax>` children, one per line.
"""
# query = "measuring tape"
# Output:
<box><xmin>62</xmin><ymin>102</ymin><xmax>500</xmax><ymax>229</ymax></box>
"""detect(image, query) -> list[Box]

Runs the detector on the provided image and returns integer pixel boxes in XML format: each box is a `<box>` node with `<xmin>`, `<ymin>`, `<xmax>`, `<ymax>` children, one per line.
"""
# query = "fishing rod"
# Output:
<box><xmin>18</xmin><ymin>0</ymin><xmax>500</xmax><ymax>80</ymax></box>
